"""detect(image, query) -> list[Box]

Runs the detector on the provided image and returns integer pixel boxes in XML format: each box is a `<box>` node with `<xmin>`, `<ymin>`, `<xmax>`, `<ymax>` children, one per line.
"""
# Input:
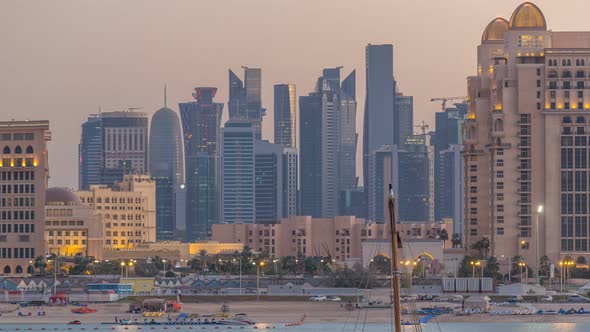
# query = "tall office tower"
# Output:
<box><xmin>398</xmin><ymin>135</ymin><xmax>434</xmax><ymax>222</ymax></box>
<box><xmin>300</xmin><ymin>88</ymin><xmax>323</xmax><ymax>217</ymax></box>
<box><xmin>339</xmin><ymin>70</ymin><xmax>358</xmax><ymax>192</ymax></box>
<box><xmin>282</xmin><ymin>147</ymin><xmax>298</xmax><ymax>218</ymax></box>
<box><xmin>78</xmin><ymin>114</ymin><xmax>102</xmax><ymax>190</ymax></box>
<box><xmin>363</xmin><ymin>44</ymin><xmax>395</xmax><ymax>194</ymax></box>
<box><xmin>395</xmin><ymin>93</ymin><xmax>414</xmax><ymax>146</ymax></box>
<box><xmin>221</xmin><ymin>120</ymin><xmax>256</xmax><ymax>223</ymax></box>
<box><xmin>228</xmin><ymin>67</ymin><xmax>264</xmax><ymax>140</ymax></box>
<box><xmin>274</xmin><ymin>84</ymin><xmax>297</xmax><ymax>148</ymax></box>
<box><xmin>180</xmin><ymin>87</ymin><xmax>223</xmax><ymax>241</ymax></box>
<box><xmin>368</xmin><ymin>145</ymin><xmax>397</xmax><ymax>223</ymax></box>
<box><xmin>0</xmin><ymin>120</ymin><xmax>51</xmax><ymax>275</ymax></box>
<box><xmin>432</xmin><ymin>102</ymin><xmax>467</xmax><ymax>230</ymax></box>
<box><xmin>99</xmin><ymin>111</ymin><xmax>149</xmax><ymax>186</ymax></box>
<box><xmin>149</xmin><ymin>93</ymin><xmax>184</xmax><ymax>241</ymax></box>
<box><xmin>367</xmin><ymin>136</ymin><xmax>434</xmax><ymax>223</ymax></box>
<box><xmin>255</xmin><ymin>140</ymin><xmax>283</xmax><ymax>224</ymax></box>
<box><xmin>463</xmin><ymin>2</ymin><xmax>590</xmax><ymax>265</ymax></box>
<box><xmin>300</xmin><ymin>68</ymin><xmax>357</xmax><ymax>218</ymax></box>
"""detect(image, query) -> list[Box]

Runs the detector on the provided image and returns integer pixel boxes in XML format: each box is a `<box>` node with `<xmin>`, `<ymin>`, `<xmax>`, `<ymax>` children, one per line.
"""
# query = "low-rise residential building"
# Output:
<box><xmin>77</xmin><ymin>174</ymin><xmax>156</xmax><ymax>249</ymax></box>
<box><xmin>211</xmin><ymin>216</ymin><xmax>453</xmax><ymax>261</ymax></box>
<box><xmin>45</xmin><ymin>187</ymin><xmax>103</xmax><ymax>259</ymax></box>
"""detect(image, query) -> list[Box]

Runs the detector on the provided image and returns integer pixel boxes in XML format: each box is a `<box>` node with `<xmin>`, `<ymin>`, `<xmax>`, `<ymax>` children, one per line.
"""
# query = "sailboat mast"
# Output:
<box><xmin>388</xmin><ymin>184</ymin><xmax>403</xmax><ymax>332</ymax></box>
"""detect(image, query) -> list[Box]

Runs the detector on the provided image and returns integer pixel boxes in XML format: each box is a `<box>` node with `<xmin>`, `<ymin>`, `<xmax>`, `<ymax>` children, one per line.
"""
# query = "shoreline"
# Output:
<box><xmin>0</xmin><ymin>301</ymin><xmax>589</xmax><ymax>324</ymax></box>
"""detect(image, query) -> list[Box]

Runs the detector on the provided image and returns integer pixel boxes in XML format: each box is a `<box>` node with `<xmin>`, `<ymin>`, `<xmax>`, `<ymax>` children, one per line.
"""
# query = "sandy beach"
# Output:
<box><xmin>0</xmin><ymin>300</ymin><xmax>589</xmax><ymax>325</ymax></box>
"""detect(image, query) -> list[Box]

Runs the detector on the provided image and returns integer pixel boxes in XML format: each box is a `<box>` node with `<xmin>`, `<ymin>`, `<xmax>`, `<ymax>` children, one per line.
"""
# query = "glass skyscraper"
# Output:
<box><xmin>221</xmin><ymin>120</ymin><xmax>256</xmax><ymax>223</ymax></box>
<box><xmin>300</xmin><ymin>68</ymin><xmax>357</xmax><ymax>218</ymax></box>
<box><xmin>274</xmin><ymin>84</ymin><xmax>296</xmax><ymax>148</ymax></box>
<box><xmin>149</xmin><ymin>99</ymin><xmax>184</xmax><ymax>241</ymax></box>
<box><xmin>228</xmin><ymin>67</ymin><xmax>264</xmax><ymax>140</ymax></box>
<box><xmin>363</xmin><ymin>44</ymin><xmax>395</xmax><ymax>194</ymax></box>
<box><xmin>78</xmin><ymin>114</ymin><xmax>103</xmax><ymax>190</ymax></box>
<box><xmin>179</xmin><ymin>87</ymin><xmax>223</xmax><ymax>241</ymax></box>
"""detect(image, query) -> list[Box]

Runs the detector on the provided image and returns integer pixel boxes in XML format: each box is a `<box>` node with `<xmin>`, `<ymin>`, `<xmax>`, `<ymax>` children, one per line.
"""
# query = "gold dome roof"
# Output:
<box><xmin>509</xmin><ymin>2</ymin><xmax>547</xmax><ymax>30</ymax></box>
<box><xmin>482</xmin><ymin>17</ymin><xmax>509</xmax><ymax>43</ymax></box>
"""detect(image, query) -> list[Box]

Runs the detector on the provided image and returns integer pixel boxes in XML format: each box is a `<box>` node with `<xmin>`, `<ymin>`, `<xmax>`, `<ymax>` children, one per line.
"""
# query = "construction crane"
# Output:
<box><xmin>415</xmin><ymin>121</ymin><xmax>429</xmax><ymax>136</ymax></box>
<box><xmin>429</xmin><ymin>96</ymin><xmax>466</xmax><ymax>112</ymax></box>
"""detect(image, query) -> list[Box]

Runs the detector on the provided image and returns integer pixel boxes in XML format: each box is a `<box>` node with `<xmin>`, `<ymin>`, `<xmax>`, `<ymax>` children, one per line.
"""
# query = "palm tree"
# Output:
<box><xmin>439</xmin><ymin>230</ymin><xmax>449</xmax><ymax>248</ymax></box>
<box><xmin>198</xmin><ymin>250</ymin><xmax>208</xmax><ymax>271</ymax></box>
<box><xmin>470</xmin><ymin>237</ymin><xmax>490</xmax><ymax>258</ymax></box>
<box><xmin>451</xmin><ymin>233</ymin><xmax>462</xmax><ymax>248</ymax></box>
<box><xmin>34</xmin><ymin>256</ymin><xmax>47</xmax><ymax>275</ymax></box>
<box><xmin>484</xmin><ymin>256</ymin><xmax>501</xmax><ymax>280</ymax></box>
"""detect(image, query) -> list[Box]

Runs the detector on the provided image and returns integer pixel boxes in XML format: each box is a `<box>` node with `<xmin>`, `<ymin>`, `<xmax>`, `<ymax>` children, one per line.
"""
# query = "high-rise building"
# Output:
<box><xmin>367</xmin><ymin>145</ymin><xmax>396</xmax><ymax>223</ymax></box>
<box><xmin>368</xmin><ymin>136</ymin><xmax>434</xmax><ymax>224</ymax></box>
<box><xmin>0</xmin><ymin>120</ymin><xmax>51</xmax><ymax>275</ymax></box>
<box><xmin>149</xmin><ymin>92</ymin><xmax>184</xmax><ymax>241</ymax></box>
<box><xmin>221</xmin><ymin>120</ymin><xmax>256</xmax><ymax>224</ymax></box>
<box><xmin>300</xmin><ymin>68</ymin><xmax>357</xmax><ymax>218</ymax></box>
<box><xmin>282</xmin><ymin>147</ymin><xmax>298</xmax><ymax>218</ymax></box>
<box><xmin>339</xmin><ymin>70</ymin><xmax>358</xmax><ymax>192</ymax></box>
<box><xmin>463</xmin><ymin>2</ymin><xmax>590</xmax><ymax>264</ymax></box>
<box><xmin>77</xmin><ymin>174</ymin><xmax>156</xmax><ymax>249</ymax></box>
<box><xmin>274</xmin><ymin>84</ymin><xmax>297</xmax><ymax>148</ymax></box>
<box><xmin>180</xmin><ymin>87</ymin><xmax>223</xmax><ymax>241</ymax></box>
<box><xmin>99</xmin><ymin>111</ymin><xmax>149</xmax><ymax>186</ymax></box>
<box><xmin>78</xmin><ymin>114</ymin><xmax>102</xmax><ymax>190</ymax></box>
<box><xmin>395</xmin><ymin>93</ymin><xmax>414</xmax><ymax>146</ymax></box>
<box><xmin>228</xmin><ymin>67</ymin><xmax>264</xmax><ymax>140</ymax></box>
<box><xmin>363</xmin><ymin>44</ymin><xmax>395</xmax><ymax>193</ymax></box>
<box><xmin>398</xmin><ymin>135</ymin><xmax>434</xmax><ymax>222</ymax></box>
<box><xmin>432</xmin><ymin>102</ymin><xmax>467</xmax><ymax>230</ymax></box>
<box><xmin>255</xmin><ymin>140</ymin><xmax>283</xmax><ymax>224</ymax></box>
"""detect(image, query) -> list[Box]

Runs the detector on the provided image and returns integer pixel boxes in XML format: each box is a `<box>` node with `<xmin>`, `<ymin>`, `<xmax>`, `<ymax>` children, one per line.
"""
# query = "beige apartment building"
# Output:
<box><xmin>211</xmin><ymin>216</ymin><xmax>452</xmax><ymax>262</ymax></box>
<box><xmin>77</xmin><ymin>174</ymin><xmax>156</xmax><ymax>249</ymax></box>
<box><xmin>45</xmin><ymin>187</ymin><xmax>103</xmax><ymax>259</ymax></box>
<box><xmin>464</xmin><ymin>2</ymin><xmax>590</xmax><ymax>266</ymax></box>
<box><xmin>0</xmin><ymin>121</ymin><xmax>50</xmax><ymax>275</ymax></box>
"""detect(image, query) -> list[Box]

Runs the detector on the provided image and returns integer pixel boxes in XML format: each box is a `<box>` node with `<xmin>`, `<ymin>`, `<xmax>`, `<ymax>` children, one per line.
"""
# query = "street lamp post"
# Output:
<box><xmin>535</xmin><ymin>205</ymin><xmax>544</xmax><ymax>285</ymax></box>
<box><xmin>470</xmin><ymin>260</ymin><xmax>481</xmax><ymax>277</ymax></box>
<box><xmin>518</xmin><ymin>261</ymin><xmax>527</xmax><ymax>284</ymax></box>
<box><xmin>255</xmin><ymin>261</ymin><xmax>265</xmax><ymax>300</ymax></box>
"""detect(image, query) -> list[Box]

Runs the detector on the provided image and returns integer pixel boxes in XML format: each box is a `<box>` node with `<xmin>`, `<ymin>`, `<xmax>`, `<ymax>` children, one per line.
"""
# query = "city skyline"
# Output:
<box><xmin>6</xmin><ymin>1</ymin><xmax>590</xmax><ymax>188</ymax></box>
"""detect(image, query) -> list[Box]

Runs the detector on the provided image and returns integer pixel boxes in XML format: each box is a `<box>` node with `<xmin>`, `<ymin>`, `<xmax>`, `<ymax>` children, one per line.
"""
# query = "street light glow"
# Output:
<box><xmin>537</xmin><ymin>205</ymin><xmax>544</xmax><ymax>213</ymax></box>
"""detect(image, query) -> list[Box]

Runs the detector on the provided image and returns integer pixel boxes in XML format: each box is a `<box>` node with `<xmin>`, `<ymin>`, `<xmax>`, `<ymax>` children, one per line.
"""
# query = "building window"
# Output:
<box><xmin>470</xmin><ymin>229</ymin><xmax>478</xmax><ymax>236</ymax></box>
<box><xmin>497</xmin><ymin>228</ymin><xmax>504</xmax><ymax>235</ymax></box>
<box><xmin>497</xmin><ymin>205</ymin><xmax>504</xmax><ymax>213</ymax></box>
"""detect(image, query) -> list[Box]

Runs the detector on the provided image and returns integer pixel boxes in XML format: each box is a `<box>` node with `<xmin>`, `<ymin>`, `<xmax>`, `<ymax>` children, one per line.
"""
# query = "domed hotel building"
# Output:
<box><xmin>464</xmin><ymin>2</ymin><xmax>590</xmax><ymax>268</ymax></box>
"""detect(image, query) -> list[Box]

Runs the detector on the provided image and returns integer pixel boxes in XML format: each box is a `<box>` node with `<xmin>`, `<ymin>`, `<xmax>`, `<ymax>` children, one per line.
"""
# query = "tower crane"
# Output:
<box><xmin>429</xmin><ymin>96</ymin><xmax>466</xmax><ymax>112</ymax></box>
<box><xmin>415</xmin><ymin>121</ymin><xmax>429</xmax><ymax>136</ymax></box>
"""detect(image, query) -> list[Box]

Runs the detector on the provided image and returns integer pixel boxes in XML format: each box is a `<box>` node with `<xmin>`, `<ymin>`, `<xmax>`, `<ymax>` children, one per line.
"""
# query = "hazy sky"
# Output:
<box><xmin>2</xmin><ymin>0</ymin><xmax>590</xmax><ymax>188</ymax></box>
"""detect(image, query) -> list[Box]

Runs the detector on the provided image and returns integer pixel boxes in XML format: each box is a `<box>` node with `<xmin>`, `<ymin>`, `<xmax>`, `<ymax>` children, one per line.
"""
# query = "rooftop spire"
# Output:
<box><xmin>164</xmin><ymin>84</ymin><xmax>167</xmax><ymax>107</ymax></box>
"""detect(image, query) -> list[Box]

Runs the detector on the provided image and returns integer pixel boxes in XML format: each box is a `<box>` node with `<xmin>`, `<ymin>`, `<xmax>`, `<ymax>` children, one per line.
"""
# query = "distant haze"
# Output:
<box><xmin>1</xmin><ymin>0</ymin><xmax>588</xmax><ymax>188</ymax></box>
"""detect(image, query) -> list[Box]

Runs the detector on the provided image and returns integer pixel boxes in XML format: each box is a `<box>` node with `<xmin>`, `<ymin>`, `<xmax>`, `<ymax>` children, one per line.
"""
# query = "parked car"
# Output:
<box><xmin>540</xmin><ymin>295</ymin><xmax>553</xmax><ymax>302</ymax></box>
<box><xmin>507</xmin><ymin>295</ymin><xmax>523</xmax><ymax>303</ymax></box>
<box><xmin>401</xmin><ymin>295</ymin><xmax>418</xmax><ymax>302</ymax></box>
<box><xmin>326</xmin><ymin>296</ymin><xmax>342</xmax><ymax>302</ymax></box>
<box><xmin>308</xmin><ymin>296</ymin><xmax>327</xmax><ymax>302</ymax></box>
<box><xmin>568</xmin><ymin>295</ymin><xmax>589</xmax><ymax>303</ymax></box>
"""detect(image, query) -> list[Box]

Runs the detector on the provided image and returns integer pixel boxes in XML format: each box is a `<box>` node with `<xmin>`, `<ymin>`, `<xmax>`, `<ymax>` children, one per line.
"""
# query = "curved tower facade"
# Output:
<box><xmin>149</xmin><ymin>105</ymin><xmax>184</xmax><ymax>240</ymax></box>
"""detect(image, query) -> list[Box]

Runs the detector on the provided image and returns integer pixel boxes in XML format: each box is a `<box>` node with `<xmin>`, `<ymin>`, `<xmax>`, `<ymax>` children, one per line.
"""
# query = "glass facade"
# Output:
<box><xmin>149</xmin><ymin>107</ymin><xmax>183</xmax><ymax>241</ymax></box>
<box><xmin>78</xmin><ymin>115</ymin><xmax>102</xmax><ymax>190</ymax></box>
<box><xmin>180</xmin><ymin>87</ymin><xmax>223</xmax><ymax>241</ymax></box>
